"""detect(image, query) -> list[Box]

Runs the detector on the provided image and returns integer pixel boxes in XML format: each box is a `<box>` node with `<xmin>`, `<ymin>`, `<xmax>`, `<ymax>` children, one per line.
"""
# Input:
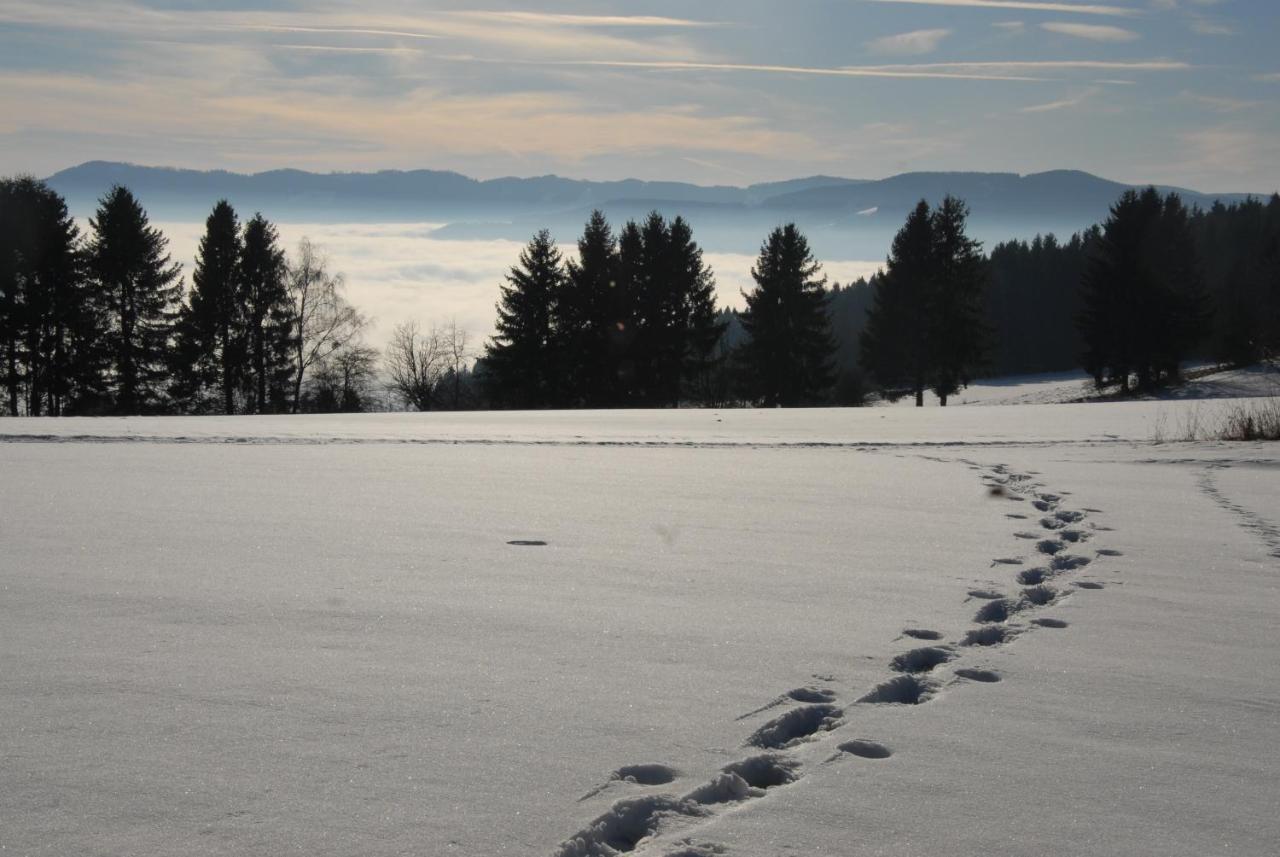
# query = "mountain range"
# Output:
<box><xmin>44</xmin><ymin>161</ymin><xmax>1265</xmax><ymax>258</ymax></box>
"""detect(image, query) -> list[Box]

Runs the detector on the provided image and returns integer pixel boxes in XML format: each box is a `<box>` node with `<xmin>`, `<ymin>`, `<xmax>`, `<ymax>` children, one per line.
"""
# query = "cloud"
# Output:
<box><xmin>861</xmin><ymin>0</ymin><xmax>1139</xmax><ymax>16</ymax></box>
<box><xmin>1173</xmin><ymin>127</ymin><xmax>1280</xmax><ymax>182</ymax></box>
<box><xmin>1179</xmin><ymin>91</ymin><xmax>1259</xmax><ymax>112</ymax></box>
<box><xmin>992</xmin><ymin>21</ymin><xmax>1028</xmax><ymax>31</ymax></box>
<box><xmin>1188</xmin><ymin>17</ymin><xmax>1233</xmax><ymax>35</ymax></box>
<box><xmin>1041</xmin><ymin>21</ymin><xmax>1141</xmax><ymax>40</ymax></box>
<box><xmin>867</xmin><ymin>28</ymin><xmax>953</xmax><ymax>55</ymax></box>
<box><xmin>1019</xmin><ymin>87</ymin><xmax>1100</xmax><ymax>112</ymax></box>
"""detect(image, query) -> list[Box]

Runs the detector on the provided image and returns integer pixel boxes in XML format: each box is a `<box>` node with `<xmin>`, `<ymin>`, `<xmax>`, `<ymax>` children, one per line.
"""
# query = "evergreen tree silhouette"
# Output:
<box><xmin>558</xmin><ymin>210</ymin><xmax>620</xmax><ymax>406</ymax></box>
<box><xmin>240</xmin><ymin>214</ymin><xmax>293</xmax><ymax>413</ymax></box>
<box><xmin>0</xmin><ymin>178</ymin><xmax>102</xmax><ymax>415</ymax></box>
<box><xmin>85</xmin><ymin>186</ymin><xmax>183</xmax><ymax>415</ymax></box>
<box><xmin>737</xmin><ymin>224</ymin><xmax>835</xmax><ymax>406</ymax></box>
<box><xmin>667</xmin><ymin>216</ymin><xmax>724</xmax><ymax>406</ymax></box>
<box><xmin>484</xmin><ymin>229</ymin><xmax>566</xmax><ymax>407</ymax></box>
<box><xmin>928</xmin><ymin>195</ymin><xmax>988</xmax><ymax>406</ymax></box>
<box><xmin>861</xmin><ymin>200</ymin><xmax>935</xmax><ymax>405</ymax></box>
<box><xmin>1080</xmin><ymin>188</ymin><xmax>1210</xmax><ymax>391</ymax></box>
<box><xmin>174</xmin><ymin>200</ymin><xmax>242</xmax><ymax>413</ymax></box>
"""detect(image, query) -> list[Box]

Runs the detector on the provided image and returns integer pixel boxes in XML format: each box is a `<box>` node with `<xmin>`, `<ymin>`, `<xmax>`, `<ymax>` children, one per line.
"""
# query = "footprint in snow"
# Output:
<box><xmin>901</xmin><ymin>628</ymin><xmax>944</xmax><ymax>641</ymax></box>
<box><xmin>954</xmin><ymin>667</ymin><xmax>1002</xmax><ymax>683</ymax></box>
<box><xmin>1096</xmin><ymin>548</ymin><xmax>1124</xmax><ymax>557</ymax></box>
<box><xmin>837</xmin><ymin>739</ymin><xmax>893</xmax><ymax>759</ymax></box>
<box><xmin>858</xmin><ymin>674</ymin><xmax>937</xmax><ymax>705</ymax></box>
<box><xmin>890</xmin><ymin>646</ymin><xmax>955</xmax><ymax>674</ymax></box>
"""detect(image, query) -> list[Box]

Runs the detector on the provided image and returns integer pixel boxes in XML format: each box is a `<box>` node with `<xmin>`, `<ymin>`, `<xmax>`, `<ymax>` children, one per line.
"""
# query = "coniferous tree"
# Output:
<box><xmin>174</xmin><ymin>200</ymin><xmax>242</xmax><ymax>413</ymax></box>
<box><xmin>861</xmin><ymin>200</ymin><xmax>935</xmax><ymax>405</ymax></box>
<box><xmin>737</xmin><ymin>224</ymin><xmax>835</xmax><ymax>406</ymax></box>
<box><xmin>558</xmin><ymin>210</ymin><xmax>620</xmax><ymax>406</ymax></box>
<box><xmin>1079</xmin><ymin>188</ymin><xmax>1210</xmax><ymax>391</ymax></box>
<box><xmin>239</xmin><ymin>213</ymin><xmax>293</xmax><ymax>413</ymax></box>
<box><xmin>86</xmin><ymin>186</ymin><xmax>182</xmax><ymax>415</ymax></box>
<box><xmin>484</xmin><ymin>229</ymin><xmax>566</xmax><ymax>408</ymax></box>
<box><xmin>613</xmin><ymin>219</ymin><xmax>645</xmax><ymax>401</ymax></box>
<box><xmin>928</xmin><ymin>195</ymin><xmax>988</xmax><ymax>405</ymax></box>
<box><xmin>0</xmin><ymin>178</ymin><xmax>101</xmax><ymax>415</ymax></box>
<box><xmin>628</xmin><ymin>212</ymin><xmax>673</xmax><ymax>405</ymax></box>
<box><xmin>667</xmin><ymin>216</ymin><xmax>725</xmax><ymax>406</ymax></box>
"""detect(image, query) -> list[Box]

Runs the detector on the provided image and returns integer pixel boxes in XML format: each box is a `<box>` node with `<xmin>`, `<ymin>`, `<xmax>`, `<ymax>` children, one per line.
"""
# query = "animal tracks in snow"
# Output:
<box><xmin>550</xmin><ymin>459</ymin><xmax>1124</xmax><ymax>856</ymax></box>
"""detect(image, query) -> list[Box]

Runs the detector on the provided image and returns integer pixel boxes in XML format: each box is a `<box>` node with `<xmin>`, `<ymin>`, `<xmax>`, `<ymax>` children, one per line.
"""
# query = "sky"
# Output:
<box><xmin>0</xmin><ymin>1</ymin><xmax>1277</xmax><ymax>191</ymax></box>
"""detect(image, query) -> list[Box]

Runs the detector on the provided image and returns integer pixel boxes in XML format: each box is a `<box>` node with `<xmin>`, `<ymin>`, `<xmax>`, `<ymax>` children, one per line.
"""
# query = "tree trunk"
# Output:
<box><xmin>221</xmin><ymin>328</ymin><xmax>234</xmax><ymax>415</ymax></box>
<box><xmin>255</xmin><ymin>322</ymin><xmax>265</xmax><ymax>415</ymax></box>
<box><xmin>915</xmin><ymin>385</ymin><xmax>924</xmax><ymax>407</ymax></box>
<box><xmin>939</xmin><ymin>394</ymin><xmax>948</xmax><ymax>407</ymax></box>
<box><xmin>6</xmin><ymin>337</ymin><xmax>17</xmax><ymax>416</ymax></box>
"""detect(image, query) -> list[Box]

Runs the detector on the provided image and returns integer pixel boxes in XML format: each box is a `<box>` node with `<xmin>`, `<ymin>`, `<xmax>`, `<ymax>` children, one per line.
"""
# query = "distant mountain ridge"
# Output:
<box><xmin>43</xmin><ymin>161</ymin><xmax>1266</xmax><ymax>258</ymax></box>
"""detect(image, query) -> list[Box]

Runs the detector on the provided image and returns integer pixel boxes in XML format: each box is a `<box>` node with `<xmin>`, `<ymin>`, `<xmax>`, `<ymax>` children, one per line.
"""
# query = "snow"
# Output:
<box><xmin>2</xmin><ymin>399</ymin><xmax>1278</xmax><ymax>856</ymax></box>
<box><xmin>877</xmin><ymin>362</ymin><xmax>1280</xmax><ymax>407</ymax></box>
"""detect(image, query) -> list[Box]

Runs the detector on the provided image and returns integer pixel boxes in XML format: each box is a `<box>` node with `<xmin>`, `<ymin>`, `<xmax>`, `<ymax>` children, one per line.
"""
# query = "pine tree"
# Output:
<box><xmin>737</xmin><ymin>224</ymin><xmax>835</xmax><ymax>406</ymax></box>
<box><xmin>174</xmin><ymin>200</ymin><xmax>242</xmax><ymax>413</ymax></box>
<box><xmin>861</xmin><ymin>200</ymin><xmax>935</xmax><ymax>406</ymax></box>
<box><xmin>613</xmin><ymin>220</ymin><xmax>644</xmax><ymax>401</ymax></box>
<box><xmin>928</xmin><ymin>195</ymin><xmax>988</xmax><ymax>406</ymax></box>
<box><xmin>629</xmin><ymin>212</ymin><xmax>673</xmax><ymax>405</ymax></box>
<box><xmin>86</xmin><ymin>186</ymin><xmax>183</xmax><ymax>415</ymax></box>
<box><xmin>484</xmin><ymin>229</ymin><xmax>566</xmax><ymax>408</ymax></box>
<box><xmin>558</xmin><ymin>210</ymin><xmax>620</xmax><ymax>406</ymax></box>
<box><xmin>1079</xmin><ymin>188</ymin><xmax>1210</xmax><ymax>391</ymax></box>
<box><xmin>239</xmin><ymin>214</ymin><xmax>293</xmax><ymax>413</ymax></box>
<box><xmin>666</xmin><ymin>216</ymin><xmax>724</xmax><ymax>406</ymax></box>
<box><xmin>0</xmin><ymin>178</ymin><xmax>101</xmax><ymax>415</ymax></box>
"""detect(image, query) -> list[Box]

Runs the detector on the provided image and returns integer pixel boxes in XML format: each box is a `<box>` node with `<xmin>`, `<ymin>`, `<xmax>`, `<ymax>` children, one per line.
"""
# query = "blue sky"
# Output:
<box><xmin>1</xmin><ymin>0</ymin><xmax>1277</xmax><ymax>190</ymax></box>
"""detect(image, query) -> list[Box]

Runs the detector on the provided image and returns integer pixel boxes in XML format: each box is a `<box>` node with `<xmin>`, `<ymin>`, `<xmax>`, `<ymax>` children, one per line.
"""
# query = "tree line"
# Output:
<box><xmin>479</xmin><ymin>213</ymin><xmax>845</xmax><ymax>407</ymax></box>
<box><xmin>0</xmin><ymin>177</ymin><xmax>376</xmax><ymax>416</ymax></box>
<box><xmin>4</xmin><ymin>173</ymin><xmax>1277</xmax><ymax>415</ymax></box>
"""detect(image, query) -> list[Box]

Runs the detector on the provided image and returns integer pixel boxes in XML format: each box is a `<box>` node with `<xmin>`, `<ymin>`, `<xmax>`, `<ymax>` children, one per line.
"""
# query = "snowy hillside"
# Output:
<box><xmin>2</xmin><ymin>399</ymin><xmax>1277</xmax><ymax>856</ymax></box>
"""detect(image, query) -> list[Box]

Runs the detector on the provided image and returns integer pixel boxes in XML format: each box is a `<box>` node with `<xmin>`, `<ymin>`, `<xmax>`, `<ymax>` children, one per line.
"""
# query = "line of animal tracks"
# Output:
<box><xmin>551</xmin><ymin>457</ymin><xmax>1125</xmax><ymax>857</ymax></box>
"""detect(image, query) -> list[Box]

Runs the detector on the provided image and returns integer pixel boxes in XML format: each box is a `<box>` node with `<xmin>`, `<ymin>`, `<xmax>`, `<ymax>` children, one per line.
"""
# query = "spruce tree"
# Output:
<box><xmin>928</xmin><ymin>195</ymin><xmax>988</xmax><ymax>405</ymax></box>
<box><xmin>1079</xmin><ymin>188</ymin><xmax>1210</xmax><ymax>391</ymax></box>
<box><xmin>629</xmin><ymin>212</ymin><xmax>673</xmax><ymax>405</ymax></box>
<box><xmin>239</xmin><ymin>214</ymin><xmax>293</xmax><ymax>413</ymax></box>
<box><xmin>737</xmin><ymin>224</ymin><xmax>835</xmax><ymax>406</ymax></box>
<box><xmin>861</xmin><ymin>200</ymin><xmax>935</xmax><ymax>406</ymax></box>
<box><xmin>174</xmin><ymin>200</ymin><xmax>242</xmax><ymax>413</ymax></box>
<box><xmin>0</xmin><ymin>178</ymin><xmax>101</xmax><ymax>415</ymax></box>
<box><xmin>85</xmin><ymin>186</ymin><xmax>183</xmax><ymax>415</ymax></box>
<box><xmin>666</xmin><ymin>216</ymin><xmax>724</xmax><ymax>406</ymax></box>
<box><xmin>613</xmin><ymin>220</ymin><xmax>645</xmax><ymax>401</ymax></box>
<box><xmin>484</xmin><ymin>229</ymin><xmax>566</xmax><ymax>408</ymax></box>
<box><xmin>558</xmin><ymin>210</ymin><xmax>620</xmax><ymax>406</ymax></box>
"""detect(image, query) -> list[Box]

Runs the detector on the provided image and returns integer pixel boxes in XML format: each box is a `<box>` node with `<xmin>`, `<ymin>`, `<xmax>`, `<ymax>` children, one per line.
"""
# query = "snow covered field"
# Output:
<box><xmin>2</xmin><ymin>400</ymin><xmax>1278</xmax><ymax>856</ymax></box>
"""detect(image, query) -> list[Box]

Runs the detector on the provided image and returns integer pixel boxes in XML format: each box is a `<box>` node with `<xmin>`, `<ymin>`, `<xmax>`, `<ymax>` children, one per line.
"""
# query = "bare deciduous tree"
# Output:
<box><xmin>384</xmin><ymin>320</ymin><xmax>473</xmax><ymax>411</ymax></box>
<box><xmin>287</xmin><ymin>238</ymin><xmax>368</xmax><ymax>413</ymax></box>
<box><xmin>384</xmin><ymin>320</ymin><xmax>446</xmax><ymax>411</ymax></box>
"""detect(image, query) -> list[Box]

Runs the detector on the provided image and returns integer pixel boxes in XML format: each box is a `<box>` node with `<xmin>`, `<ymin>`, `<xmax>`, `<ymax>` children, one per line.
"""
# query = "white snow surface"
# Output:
<box><xmin>2</xmin><ymin>402</ymin><xmax>1278</xmax><ymax>856</ymax></box>
<box><xmin>877</xmin><ymin>362</ymin><xmax>1280</xmax><ymax>407</ymax></box>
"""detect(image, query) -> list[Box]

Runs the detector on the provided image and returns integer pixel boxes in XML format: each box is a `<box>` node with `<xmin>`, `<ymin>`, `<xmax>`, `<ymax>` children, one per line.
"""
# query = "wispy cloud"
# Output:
<box><xmin>861</xmin><ymin>0</ymin><xmax>1140</xmax><ymax>17</ymax></box>
<box><xmin>491</xmin><ymin>58</ymin><xmax>1051</xmax><ymax>82</ymax></box>
<box><xmin>1179</xmin><ymin>91</ymin><xmax>1260</xmax><ymax>112</ymax></box>
<box><xmin>1189</xmin><ymin>17</ymin><xmax>1233</xmax><ymax>35</ymax></box>
<box><xmin>1042</xmin><ymin>21</ymin><xmax>1141</xmax><ymax>40</ymax></box>
<box><xmin>867</xmin><ymin>28</ymin><xmax>952</xmax><ymax>55</ymax></box>
<box><xmin>1019</xmin><ymin>87</ymin><xmax>1100</xmax><ymax>112</ymax></box>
